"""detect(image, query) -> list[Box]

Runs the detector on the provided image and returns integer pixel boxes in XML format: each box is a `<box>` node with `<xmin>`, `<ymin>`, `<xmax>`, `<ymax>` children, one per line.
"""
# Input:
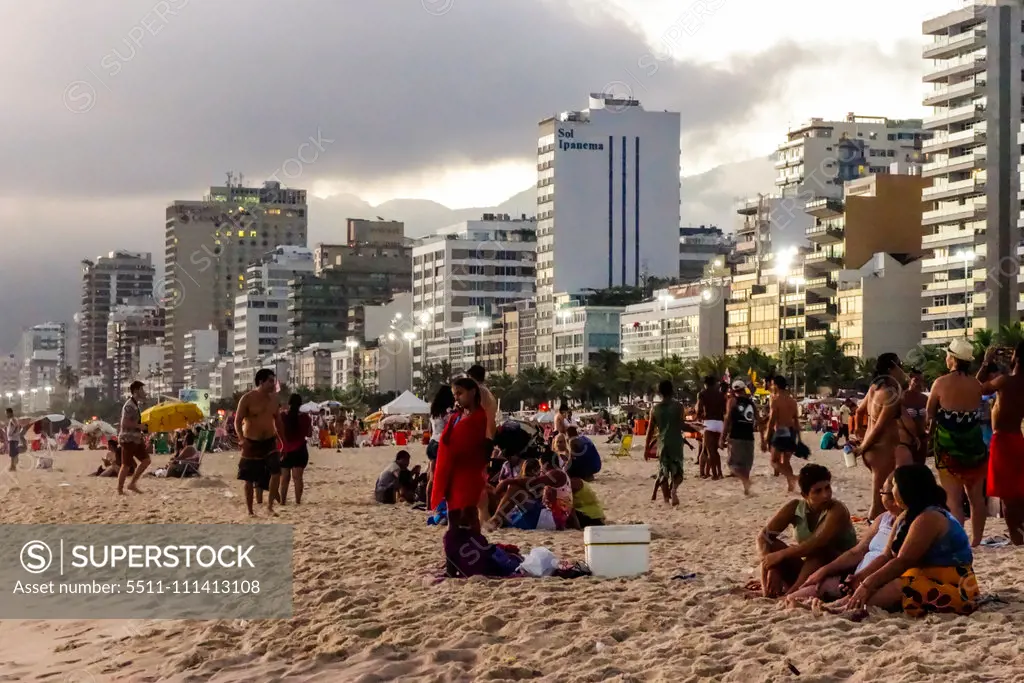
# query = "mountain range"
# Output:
<box><xmin>306</xmin><ymin>156</ymin><xmax>776</xmax><ymax>242</ymax></box>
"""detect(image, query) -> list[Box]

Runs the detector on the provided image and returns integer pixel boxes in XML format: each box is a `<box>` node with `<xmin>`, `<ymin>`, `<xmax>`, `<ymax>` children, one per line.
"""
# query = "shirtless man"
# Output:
<box><xmin>978</xmin><ymin>342</ymin><xmax>1024</xmax><ymax>545</ymax></box>
<box><xmin>468</xmin><ymin>365</ymin><xmax>498</xmax><ymax>523</ymax></box>
<box><xmin>763</xmin><ymin>375</ymin><xmax>800</xmax><ymax>492</ymax></box>
<box><xmin>696</xmin><ymin>376</ymin><xmax>726</xmax><ymax>479</ymax></box>
<box><xmin>853</xmin><ymin>353</ymin><xmax>912</xmax><ymax>521</ymax></box>
<box><xmin>234</xmin><ymin>369</ymin><xmax>281</xmax><ymax>516</ymax></box>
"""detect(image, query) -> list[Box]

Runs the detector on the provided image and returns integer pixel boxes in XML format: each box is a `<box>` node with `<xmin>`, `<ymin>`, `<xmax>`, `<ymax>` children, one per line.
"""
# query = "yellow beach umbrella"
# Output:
<box><xmin>141</xmin><ymin>402</ymin><xmax>204</xmax><ymax>432</ymax></box>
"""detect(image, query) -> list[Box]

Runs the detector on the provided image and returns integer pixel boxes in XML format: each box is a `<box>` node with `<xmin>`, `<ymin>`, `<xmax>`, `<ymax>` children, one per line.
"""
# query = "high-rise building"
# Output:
<box><xmin>535</xmin><ymin>94</ymin><xmax>681</xmax><ymax>367</ymax></box>
<box><xmin>20</xmin><ymin>323</ymin><xmax>66</xmax><ymax>397</ymax></box>
<box><xmin>0</xmin><ymin>354</ymin><xmax>19</xmax><ymax>398</ymax></box>
<box><xmin>245</xmin><ymin>246</ymin><xmax>315</xmax><ymax>291</ymax></box>
<box><xmin>233</xmin><ymin>286</ymin><xmax>289</xmax><ymax>363</ymax></box>
<box><xmin>412</xmin><ymin>216</ymin><xmax>537</xmax><ymax>375</ymax></box>
<box><xmin>163</xmin><ymin>178</ymin><xmax>307</xmax><ymax>389</ymax></box>
<box><xmin>921</xmin><ymin>1</ymin><xmax>1023</xmax><ymax>342</ymax></box>
<box><xmin>345</xmin><ymin>218</ymin><xmax>406</xmax><ymax>246</ymax></box>
<box><xmin>500</xmin><ymin>300</ymin><xmax>537</xmax><ymax>375</ymax></box>
<box><xmin>551</xmin><ymin>294</ymin><xmax>624</xmax><ymax>371</ymax></box>
<box><xmin>79</xmin><ymin>251</ymin><xmax>155</xmax><ymax>394</ymax></box>
<box><xmin>106</xmin><ymin>303</ymin><xmax>165</xmax><ymax>398</ymax></box>
<box><xmin>183</xmin><ymin>329</ymin><xmax>222</xmax><ymax>389</ymax></box>
<box><xmin>776</xmin><ymin>114</ymin><xmax>926</xmax><ymax>200</ymax></box>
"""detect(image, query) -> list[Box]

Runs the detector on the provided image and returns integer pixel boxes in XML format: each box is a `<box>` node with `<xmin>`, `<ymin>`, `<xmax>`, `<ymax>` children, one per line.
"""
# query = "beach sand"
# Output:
<box><xmin>0</xmin><ymin>441</ymin><xmax>1021</xmax><ymax>682</ymax></box>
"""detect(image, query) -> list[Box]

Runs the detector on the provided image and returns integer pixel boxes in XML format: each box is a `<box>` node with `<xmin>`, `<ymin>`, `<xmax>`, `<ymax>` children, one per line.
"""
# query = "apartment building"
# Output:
<box><xmin>550</xmin><ymin>294</ymin><xmax>623</xmax><ymax>370</ymax></box>
<box><xmin>244</xmin><ymin>245</ymin><xmax>314</xmax><ymax>291</ymax></box>
<box><xmin>233</xmin><ymin>286</ymin><xmax>288</xmax><ymax>363</ymax></box>
<box><xmin>106</xmin><ymin>303</ymin><xmax>165</xmax><ymax>398</ymax></box>
<box><xmin>500</xmin><ymin>300</ymin><xmax>537</xmax><ymax>375</ymax></box>
<box><xmin>78</xmin><ymin>251</ymin><xmax>155</xmax><ymax>394</ymax></box>
<box><xmin>183</xmin><ymin>329</ymin><xmax>221</xmax><ymax>389</ymax></box>
<box><xmin>411</xmin><ymin>216</ymin><xmax>536</xmax><ymax>374</ymax></box>
<box><xmin>20</xmin><ymin>323</ymin><xmax>66</xmax><ymax>394</ymax></box>
<box><xmin>921</xmin><ymin>1</ymin><xmax>1024</xmax><ymax>342</ymax></box>
<box><xmin>164</xmin><ymin>178</ymin><xmax>307</xmax><ymax>389</ymax></box>
<box><xmin>621</xmin><ymin>284</ymin><xmax>726</xmax><ymax>362</ymax></box>
<box><xmin>679</xmin><ymin>226</ymin><xmax>734</xmax><ymax>282</ymax></box>
<box><xmin>802</xmin><ymin>173</ymin><xmax>928</xmax><ymax>352</ymax></box>
<box><xmin>776</xmin><ymin>114</ymin><xmax>926</xmax><ymax>200</ymax></box>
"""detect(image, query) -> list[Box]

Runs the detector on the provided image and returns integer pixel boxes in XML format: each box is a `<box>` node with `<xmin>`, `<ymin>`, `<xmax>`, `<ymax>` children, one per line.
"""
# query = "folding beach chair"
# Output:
<box><xmin>612</xmin><ymin>434</ymin><xmax>634</xmax><ymax>459</ymax></box>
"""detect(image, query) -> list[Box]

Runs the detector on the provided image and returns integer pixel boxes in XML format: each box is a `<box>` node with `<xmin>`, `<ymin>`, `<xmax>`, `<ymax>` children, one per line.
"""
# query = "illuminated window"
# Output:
<box><xmin>250</xmin><ymin>230</ymin><xmax>257</xmax><ymax>237</ymax></box>
<box><xmin>237</xmin><ymin>230</ymin><xmax>245</xmax><ymax>237</ymax></box>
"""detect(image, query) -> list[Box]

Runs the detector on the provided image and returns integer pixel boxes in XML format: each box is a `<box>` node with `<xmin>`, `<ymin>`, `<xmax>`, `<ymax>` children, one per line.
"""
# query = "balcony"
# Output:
<box><xmin>922</xmin><ymin>228</ymin><xmax>975</xmax><ymax>249</ymax></box>
<box><xmin>923</xmin><ymin>102</ymin><xmax>985</xmax><ymax>131</ymax></box>
<box><xmin>923</xmin><ymin>78</ymin><xmax>985</xmax><ymax>107</ymax></box>
<box><xmin>736</xmin><ymin>239</ymin><xmax>757</xmax><ymax>253</ymax></box>
<box><xmin>922</xmin><ymin>198</ymin><xmax>987</xmax><ymax>227</ymax></box>
<box><xmin>922</xmin><ymin>149</ymin><xmax>986</xmax><ymax>178</ymax></box>
<box><xmin>922</xmin><ymin>278</ymin><xmax>972</xmax><ymax>296</ymax></box>
<box><xmin>805</xmin><ymin>302</ymin><xmax>837</xmax><ymax>321</ymax></box>
<box><xmin>923</xmin><ymin>28</ymin><xmax>987</xmax><ymax>60</ymax></box>
<box><xmin>923</xmin><ymin>125</ymin><xmax>986</xmax><ymax>152</ymax></box>
<box><xmin>805</xmin><ymin>328</ymin><xmax>829</xmax><ymax>340</ymax></box>
<box><xmin>922</xmin><ymin>176</ymin><xmax>986</xmax><ymax>201</ymax></box>
<box><xmin>805</xmin><ymin>197</ymin><xmax>844</xmax><ymax>219</ymax></box>
<box><xmin>922</xmin><ymin>328</ymin><xmax>971</xmax><ymax>344</ymax></box>
<box><xmin>923</xmin><ymin>52</ymin><xmax>987</xmax><ymax>83</ymax></box>
<box><xmin>806</xmin><ymin>223</ymin><xmax>844</xmax><ymax>244</ymax></box>
<box><xmin>804</xmin><ymin>276</ymin><xmax>837</xmax><ymax>296</ymax></box>
<box><xmin>922</xmin><ymin>303</ymin><xmax>971</xmax><ymax>321</ymax></box>
<box><xmin>735</xmin><ymin>260</ymin><xmax>758</xmax><ymax>274</ymax></box>
<box><xmin>804</xmin><ymin>251</ymin><xmax>842</xmax><ymax>272</ymax></box>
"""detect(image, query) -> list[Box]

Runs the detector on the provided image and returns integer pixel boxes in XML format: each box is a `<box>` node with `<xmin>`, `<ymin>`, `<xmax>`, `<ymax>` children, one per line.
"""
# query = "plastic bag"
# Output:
<box><xmin>519</xmin><ymin>547</ymin><xmax>559</xmax><ymax>577</ymax></box>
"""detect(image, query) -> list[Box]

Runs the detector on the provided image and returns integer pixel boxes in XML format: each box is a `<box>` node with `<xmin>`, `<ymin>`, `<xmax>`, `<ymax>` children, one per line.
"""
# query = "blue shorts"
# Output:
<box><xmin>509</xmin><ymin>500</ymin><xmax>543</xmax><ymax>530</ymax></box>
<box><xmin>7</xmin><ymin>442</ymin><xmax>18</xmax><ymax>458</ymax></box>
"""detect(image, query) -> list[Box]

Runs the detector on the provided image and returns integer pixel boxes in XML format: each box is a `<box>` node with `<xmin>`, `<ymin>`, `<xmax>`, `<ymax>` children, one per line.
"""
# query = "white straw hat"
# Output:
<box><xmin>947</xmin><ymin>338</ymin><xmax>974</xmax><ymax>362</ymax></box>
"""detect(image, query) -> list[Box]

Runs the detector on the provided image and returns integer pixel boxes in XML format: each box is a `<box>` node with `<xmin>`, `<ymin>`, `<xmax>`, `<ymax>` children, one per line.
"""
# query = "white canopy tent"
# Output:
<box><xmin>382</xmin><ymin>390</ymin><xmax>431</xmax><ymax>415</ymax></box>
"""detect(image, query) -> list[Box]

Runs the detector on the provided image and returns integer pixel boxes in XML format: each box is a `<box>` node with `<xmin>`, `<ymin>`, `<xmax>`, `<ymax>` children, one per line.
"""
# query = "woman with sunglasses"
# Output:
<box><xmin>786</xmin><ymin>473</ymin><xmax>900</xmax><ymax>604</ymax></box>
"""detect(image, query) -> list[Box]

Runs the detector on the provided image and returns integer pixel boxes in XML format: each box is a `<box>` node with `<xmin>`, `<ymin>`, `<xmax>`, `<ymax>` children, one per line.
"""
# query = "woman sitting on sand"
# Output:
<box><xmin>571</xmin><ymin>476</ymin><xmax>605</xmax><ymax>528</ymax></box>
<box><xmin>831</xmin><ymin>464</ymin><xmax>980</xmax><ymax>617</ymax></box>
<box><xmin>787</xmin><ymin>473</ymin><xmax>899</xmax><ymax>603</ymax></box>
<box><xmin>757</xmin><ymin>464</ymin><xmax>858</xmax><ymax>598</ymax></box>
<box><xmin>91</xmin><ymin>438</ymin><xmax>122</xmax><ymax>477</ymax></box>
<box><xmin>429</xmin><ymin>378</ymin><xmax>490</xmax><ymax>532</ymax></box>
<box><xmin>486</xmin><ymin>455</ymin><xmax>574</xmax><ymax>531</ymax></box>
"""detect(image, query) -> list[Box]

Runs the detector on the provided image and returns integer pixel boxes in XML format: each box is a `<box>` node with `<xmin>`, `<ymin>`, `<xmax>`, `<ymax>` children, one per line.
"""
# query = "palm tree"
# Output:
<box><xmin>514</xmin><ymin>366</ymin><xmax>560</xmax><ymax>408</ymax></box>
<box><xmin>906</xmin><ymin>345</ymin><xmax>946</xmax><ymax>385</ymax></box>
<box><xmin>804</xmin><ymin>332</ymin><xmax>856</xmax><ymax>391</ymax></box>
<box><xmin>996</xmin><ymin>322</ymin><xmax>1024</xmax><ymax>348</ymax></box>
<box><xmin>414</xmin><ymin>361</ymin><xmax>453</xmax><ymax>399</ymax></box>
<box><xmin>972</xmin><ymin>328</ymin><xmax>995</xmax><ymax>363</ymax></box>
<box><xmin>57</xmin><ymin>365</ymin><xmax>79</xmax><ymax>397</ymax></box>
<box><xmin>733</xmin><ymin>347</ymin><xmax>775</xmax><ymax>385</ymax></box>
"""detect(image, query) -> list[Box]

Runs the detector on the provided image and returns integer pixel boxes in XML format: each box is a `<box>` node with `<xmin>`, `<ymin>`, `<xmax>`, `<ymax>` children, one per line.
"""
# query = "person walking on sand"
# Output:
<box><xmin>234</xmin><ymin>369</ymin><xmax>282</xmax><ymax>516</ymax></box>
<box><xmin>696</xmin><ymin>375</ymin><xmax>726</xmax><ymax>479</ymax></box>
<box><xmin>117</xmin><ymin>381</ymin><xmax>151</xmax><ymax>494</ymax></box>
<box><xmin>926</xmin><ymin>338</ymin><xmax>988</xmax><ymax>546</ymax></box>
<box><xmin>645</xmin><ymin>380</ymin><xmax>688</xmax><ymax>506</ymax></box>
<box><xmin>276</xmin><ymin>393</ymin><xmax>312</xmax><ymax>505</ymax></box>
<box><xmin>722</xmin><ymin>380</ymin><xmax>757</xmax><ymax>495</ymax></box>
<box><xmin>763</xmin><ymin>375</ymin><xmax>800</xmax><ymax>492</ymax></box>
<box><xmin>853</xmin><ymin>353</ymin><xmax>916</xmax><ymax>521</ymax></box>
<box><xmin>6</xmin><ymin>408</ymin><xmax>21</xmax><ymax>472</ymax></box>
<box><xmin>977</xmin><ymin>342</ymin><xmax>1024</xmax><ymax>545</ymax></box>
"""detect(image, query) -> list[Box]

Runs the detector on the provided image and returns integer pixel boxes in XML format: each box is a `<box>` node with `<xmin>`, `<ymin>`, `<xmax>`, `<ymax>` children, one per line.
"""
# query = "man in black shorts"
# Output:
<box><xmin>234</xmin><ymin>369</ymin><xmax>281</xmax><ymax>516</ymax></box>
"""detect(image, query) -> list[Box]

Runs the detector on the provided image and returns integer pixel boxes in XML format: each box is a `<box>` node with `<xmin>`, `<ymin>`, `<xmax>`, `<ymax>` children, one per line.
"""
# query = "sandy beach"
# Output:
<box><xmin>0</xmin><ymin>442</ymin><xmax>1021</xmax><ymax>682</ymax></box>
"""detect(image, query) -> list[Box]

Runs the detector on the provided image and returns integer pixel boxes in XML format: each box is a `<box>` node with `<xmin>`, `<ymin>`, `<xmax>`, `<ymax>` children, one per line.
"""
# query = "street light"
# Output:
<box><xmin>774</xmin><ymin>246</ymin><xmax>799</xmax><ymax>378</ymax></box>
<box><xmin>956</xmin><ymin>249</ymin><xmax>976</xmax><ymax>336</ymax></box>
<box><xmin>402</xmin><ymin>332</ymin><xmax>416</xmax><ymax>388</ymax></box>
<box><xmin>657</xmin><ymin>293</ymin><xmax>673</xmax><ymax>360</ymax></box>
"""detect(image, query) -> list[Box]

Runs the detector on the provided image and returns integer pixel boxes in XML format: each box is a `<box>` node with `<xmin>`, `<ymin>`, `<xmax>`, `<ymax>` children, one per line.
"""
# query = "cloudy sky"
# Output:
<box><xmin>0</xmin><ymin>0</ymin><xmax>963</xmax><ymax>354</ymax></box>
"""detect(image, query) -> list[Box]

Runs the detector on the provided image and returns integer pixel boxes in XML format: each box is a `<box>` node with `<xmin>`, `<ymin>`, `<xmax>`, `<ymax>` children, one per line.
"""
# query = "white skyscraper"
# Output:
<box><xmin>535</xmin><ymin>94</ymin><xmax>681</xmax><ymax>367</ymax></box>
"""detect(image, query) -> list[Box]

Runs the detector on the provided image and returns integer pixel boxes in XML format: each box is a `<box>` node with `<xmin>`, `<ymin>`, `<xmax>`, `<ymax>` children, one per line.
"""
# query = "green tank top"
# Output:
<box><xmin>793</xmin><ymin>500</ymin><xmax>857</xmax><ymax>551</ymax></box>
<box><xmin>653</xmin><ymin>399</ymin><xmax>684</xmax><ymax>458</ymax></box>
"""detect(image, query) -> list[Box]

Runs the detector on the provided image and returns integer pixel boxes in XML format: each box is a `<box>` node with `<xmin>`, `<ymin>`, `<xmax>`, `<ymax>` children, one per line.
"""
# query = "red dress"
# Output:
<box><xmin>429</xmin><ymin>408</ymin><xmax>488</xmax><ymax>511</ymax></box>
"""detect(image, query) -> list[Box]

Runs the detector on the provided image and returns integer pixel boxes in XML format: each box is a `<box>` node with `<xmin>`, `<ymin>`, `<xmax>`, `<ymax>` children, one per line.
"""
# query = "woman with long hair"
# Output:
<box><xmin>429</xmin><ymin>378</ymin><xmax>489</xmax><ymax>532</ymax></box>
<box><xmin>276</xmin><ymin>393</ymin><xmax>312</xmax><ymax>505</ymax></box>
<box><xmin>425</xmin><ymin>384</ymin><xmax>455</xmax><ymax>505</ymax></box>
<box><xmin>841</xmin><ymin>464</ymin><xmax>979</xmax><ymax>617</ymax></box>
<box><xmin>926</xmin><ymin>338</ymin><xmax>988</xmax><ymax>545</ymax></box>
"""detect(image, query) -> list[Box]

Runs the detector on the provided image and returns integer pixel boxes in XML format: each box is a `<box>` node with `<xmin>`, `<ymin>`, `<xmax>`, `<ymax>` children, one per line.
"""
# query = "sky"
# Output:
<box><xmin>0</xmin><ymin>0</ymin><xmax>968</xmax><ymax>354</ymax></box>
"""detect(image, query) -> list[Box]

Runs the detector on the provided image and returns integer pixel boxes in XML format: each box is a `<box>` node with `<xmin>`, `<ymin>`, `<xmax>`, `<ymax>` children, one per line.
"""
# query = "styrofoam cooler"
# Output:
<box><xmin>584</xmin><ymin>524</ymin><xmax>650</xmax><ymax>578</ymax></box>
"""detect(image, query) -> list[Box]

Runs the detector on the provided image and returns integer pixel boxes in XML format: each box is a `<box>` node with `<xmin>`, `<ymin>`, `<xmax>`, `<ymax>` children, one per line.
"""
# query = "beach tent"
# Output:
<box><xmin>382</xmin><ymin>390</ymin><xmax>430</xmax><ymax>415</ymax></box>
<box><xmin>299</xmin><ymin>401</ymin><xmax>321</xmax><ymax>413</ymax></box>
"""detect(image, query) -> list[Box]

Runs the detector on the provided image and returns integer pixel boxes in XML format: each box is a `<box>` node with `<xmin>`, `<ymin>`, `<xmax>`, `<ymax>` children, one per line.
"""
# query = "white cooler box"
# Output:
<box><xmin>584</xmin><ymin>524</ymin><xmax>651</xmax><ymax>578</ymax></box>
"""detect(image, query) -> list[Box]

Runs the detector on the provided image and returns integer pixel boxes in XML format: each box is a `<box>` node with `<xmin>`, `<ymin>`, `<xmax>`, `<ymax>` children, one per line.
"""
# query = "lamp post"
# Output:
<box><xmin>475</xmin><ymin>319</ymin><xmax>491</xmax><ymax>368</ymax></box>
<box><xmin>657</xmin><ymin>293</ymin><xmax>673</xmax><ymax>360</ymax></box>
<box><xmin>775</xmin><ymin>246</ymin><xmax>798</xmax><ymax>378</ymax></box>
<box><xmin>402</xmin><ymin>331</ymin><xmax>416</xmax><ymax>389</ymax></box>
<box><xmin>787</xmin><ymin>276</ymin><xmax>806</xmax><ymax>390</ymax></box>
<box><xmin>956</xmin><ymin>249</ymin><xmax>976</xmax><ymax>336</ymax></box>
<box><xmin>417</xmin><ymin>308</ymin><xmax>432</xmax><ymax>381</ymax></box>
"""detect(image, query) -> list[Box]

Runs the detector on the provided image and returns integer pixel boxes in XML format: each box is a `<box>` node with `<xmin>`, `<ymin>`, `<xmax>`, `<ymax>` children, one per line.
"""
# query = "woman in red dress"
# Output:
<box><xmin>429</xmin><ymin>378</ymin><xmax>489</xmax><ymax>532</ymax></box>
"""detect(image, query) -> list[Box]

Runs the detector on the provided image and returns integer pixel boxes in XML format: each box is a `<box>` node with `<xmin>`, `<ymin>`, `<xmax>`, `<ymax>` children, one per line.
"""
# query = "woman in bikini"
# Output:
<box><xmin>903</xmin><ymin>369</ymin><xmax>929</xmax><ymax>464</ymax></box>
<box><xmin>926</xmin><ymin>338</ymin><xmax>988</xmax><ymax>546</ymax></box>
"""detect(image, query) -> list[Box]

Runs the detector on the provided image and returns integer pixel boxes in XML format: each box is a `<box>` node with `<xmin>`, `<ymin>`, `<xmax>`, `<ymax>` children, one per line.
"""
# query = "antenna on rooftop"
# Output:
<box><xmin>238</xmin><ymin>173</ymin><xmax>244</xmax><ymax>188</ymax></box>
<box><xmin>225</xmin><ymin>171</ymin><xmax>234</xmax><ymax>187</ymax></box>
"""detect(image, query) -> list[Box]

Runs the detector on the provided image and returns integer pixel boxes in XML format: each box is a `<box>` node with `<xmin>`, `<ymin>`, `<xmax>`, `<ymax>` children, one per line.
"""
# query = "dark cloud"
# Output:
<box><xmin>1</xmin><ymin>0</ymin><xmax>811</xmax><ymax>198</ymax></box>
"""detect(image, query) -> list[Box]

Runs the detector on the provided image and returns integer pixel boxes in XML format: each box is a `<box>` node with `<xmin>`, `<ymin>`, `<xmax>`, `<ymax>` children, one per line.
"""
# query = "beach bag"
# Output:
<box><xmin>443</xmin><ymin>527</ymin><xmax>521</xmax><ymax>578</ymax></box>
